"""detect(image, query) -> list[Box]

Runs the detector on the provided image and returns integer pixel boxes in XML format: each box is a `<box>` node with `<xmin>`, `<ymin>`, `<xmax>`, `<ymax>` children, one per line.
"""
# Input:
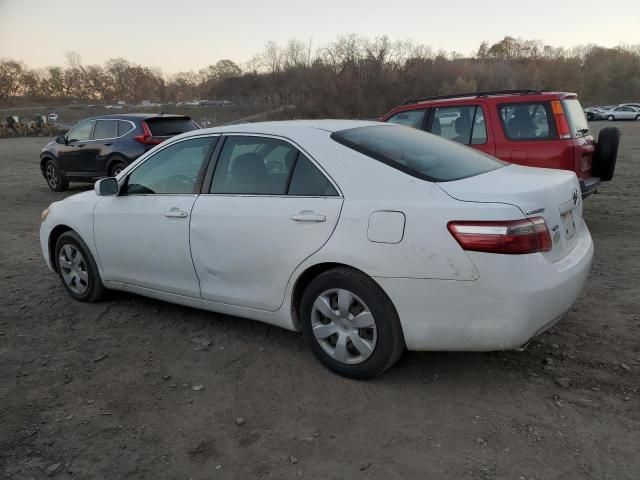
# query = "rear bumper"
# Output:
<box><xmin>375</xmin><ymin>224</ymin><xmax>593</xmax><ymax>351</ymax></box>
<box><xmin>580</xmin><ymin>177</ymin><xmax>601</xmax><ymax>198</ymax></box>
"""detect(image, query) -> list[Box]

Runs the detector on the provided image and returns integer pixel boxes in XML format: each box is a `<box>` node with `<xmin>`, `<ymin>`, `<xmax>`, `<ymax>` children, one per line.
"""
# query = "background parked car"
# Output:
<box><xmin>40</xmin><ymin>114</ymin><xmax>199</xmax><ymax>191</ymax></box>
<box><xmin>381</xmin><ymin>89</ymin><xmax>620</xmax><ymax>198</ymax></box>
<box><xmin>600</xmin><ymin>105</ymin><xmax>640</xmax><ymax>121</ymax></box>
<box><xmin>47</xmin><ymin>113</ymin><xmax>59</xmax><ymax>122</ymax></box>
<box><xmin>584</xmin><ymin>107</ymin><xmax>606</xmax><ymax>121</ymax></box>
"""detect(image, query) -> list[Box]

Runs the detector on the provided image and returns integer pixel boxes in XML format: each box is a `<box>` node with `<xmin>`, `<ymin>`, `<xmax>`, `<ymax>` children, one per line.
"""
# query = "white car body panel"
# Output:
<box><xmin>93</xmin><ymin>194</ymin><xmax>201</xmax><ymax>297</ymax></box>
<box><xmin>40</xmin><ymin>120</ymin><xmax>594</xmax><ymax>351</ymax></box>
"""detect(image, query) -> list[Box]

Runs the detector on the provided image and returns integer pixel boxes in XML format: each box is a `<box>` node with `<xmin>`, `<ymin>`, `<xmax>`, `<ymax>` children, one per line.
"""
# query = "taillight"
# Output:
<box><xmin>134</xmin><ymin>121</ymin><xmax>163</xmax><ymax>145</ymax></box>
<box><xmin>551</xmin><ymin>100</ymin><xmax>571</xmax><ymax>139</ymax></box>
<box><xmin>448</xmin><ymin>217</ymin><xmax>552</xmax><ymax>254</ymax></box>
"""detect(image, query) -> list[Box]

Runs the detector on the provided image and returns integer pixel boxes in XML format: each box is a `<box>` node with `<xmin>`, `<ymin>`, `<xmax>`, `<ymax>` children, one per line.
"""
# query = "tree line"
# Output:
<box><xmin>1</xmin><ymin>36</ymin><xmax>639</xmax><ymax>118</ymax></box>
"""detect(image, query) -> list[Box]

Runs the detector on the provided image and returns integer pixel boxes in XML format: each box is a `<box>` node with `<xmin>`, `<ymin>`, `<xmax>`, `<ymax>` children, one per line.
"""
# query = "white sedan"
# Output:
<box><xmin>602</xmin><ymin>105</ymin><xmax>640</xmax><ymax>121</ymax></box>
<box><xmin>40</xmin><ymin>120</ymin><xmax>593</xmax><ymax>378</ymax></box>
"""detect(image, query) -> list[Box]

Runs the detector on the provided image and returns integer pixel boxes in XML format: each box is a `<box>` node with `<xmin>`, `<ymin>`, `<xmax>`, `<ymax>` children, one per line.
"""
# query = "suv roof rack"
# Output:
<box><xmin>402</xmin><ymin>89</ymin><xmax>549</xmax><ymax>105</ymax></box>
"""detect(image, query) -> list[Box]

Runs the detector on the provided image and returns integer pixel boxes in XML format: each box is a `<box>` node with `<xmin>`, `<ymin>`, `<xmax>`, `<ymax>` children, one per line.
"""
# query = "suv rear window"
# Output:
<box><xmin>499</xmin><ymin>103</ymin><xmax>555</xmax><ymax>140</ymax></box>
<box><xmin>145</xmin><ymin>117</ymin><xmax>199</xmax><ymax>136</ymax></box>
<box><xmin>331</xmin><ymin>125</ymin><xmax>505</xmax><ymax>182</ymax></box>
<box><xmin>562</xmin><ymin>98</ymin><xmax>590</xmax><ymax>138</ymax></box>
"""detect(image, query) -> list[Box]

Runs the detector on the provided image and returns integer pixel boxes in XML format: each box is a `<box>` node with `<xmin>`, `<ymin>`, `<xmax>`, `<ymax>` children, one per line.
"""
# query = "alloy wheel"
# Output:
<box><xmin>58</xmin><ymin>244</ymin><xmax>89</xmax><ymax>295</ymax></box>
<box><xmin>311</xmin><ymin>288</ymin><xmax>377</xmax><ymax>364</ymax></box>
<box><xmin>46</xmin><ymin>163</ymin><xmax>58</xmax><ymax>189</ymax></box>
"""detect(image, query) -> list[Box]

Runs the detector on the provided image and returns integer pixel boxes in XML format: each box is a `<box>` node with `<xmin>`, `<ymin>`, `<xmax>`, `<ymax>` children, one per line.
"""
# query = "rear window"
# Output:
<box><xmin>145</xmin><ymin>117</ymin><xmax>199</xmax><ymax>136</ymax></box>
<box><xmin>562</xmin><ymin>99</ymin><xmax>590</xmax><ymax>138</ymax></box>
<box><xmin>499</xmin><ymin>103</ymin><xmax>555</xmax><ymax>140</ymax></box>
<box><xmin>331</xmin><ymin>125</ymin><xmax>505</xmax><ymax>182</ymax></box>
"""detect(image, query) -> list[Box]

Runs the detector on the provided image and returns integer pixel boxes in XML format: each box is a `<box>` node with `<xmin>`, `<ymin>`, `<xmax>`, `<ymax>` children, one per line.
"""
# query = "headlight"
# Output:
<box><xmin>41</xmin><ymin>207</ymin><xmax>50</xmax><ymax>222</ymax></box>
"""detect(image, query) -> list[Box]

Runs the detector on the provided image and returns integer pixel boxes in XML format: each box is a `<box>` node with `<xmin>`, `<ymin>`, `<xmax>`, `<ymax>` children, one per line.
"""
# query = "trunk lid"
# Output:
<box><xmin>438</xmin><ymin>164</ymin><xmax>583</xmax><ymax>262</ymax></box>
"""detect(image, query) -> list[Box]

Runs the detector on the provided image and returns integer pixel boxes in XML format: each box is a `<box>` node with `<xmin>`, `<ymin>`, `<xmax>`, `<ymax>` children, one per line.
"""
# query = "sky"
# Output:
<box><xmin>1</xmin><ymin>0</ymin><xmax>639</xmax><ymax>74</ymax></box>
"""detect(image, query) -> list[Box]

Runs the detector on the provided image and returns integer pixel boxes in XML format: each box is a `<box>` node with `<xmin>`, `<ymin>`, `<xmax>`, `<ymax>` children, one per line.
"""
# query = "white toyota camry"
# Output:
<box><xmin>40</xmin><ymin>120</ymin><xmax>593</xmax><ymax>378</ymax></box>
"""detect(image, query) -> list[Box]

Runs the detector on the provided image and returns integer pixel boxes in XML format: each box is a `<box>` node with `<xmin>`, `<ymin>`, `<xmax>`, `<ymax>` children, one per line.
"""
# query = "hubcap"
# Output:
<box><xmin>311</xmin><ymin>288</ymin><xmax>377</xmax><ymax>364</ymax></box>
<box><xmin>59</xmin><ymin>244</ymin><xmax>89</xmax><ymax>295</ymax></box>
<box><xmin>46</xmin><ymin>164</ymin><xmax>58</xmax><ymax>188</ymax></box>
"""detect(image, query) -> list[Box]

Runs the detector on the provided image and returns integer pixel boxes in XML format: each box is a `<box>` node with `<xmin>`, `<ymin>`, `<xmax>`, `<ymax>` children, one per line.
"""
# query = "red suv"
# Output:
<box><xmin>381</xmin><ymin>90</ymin><xmax>619</xmax><ymax>197</ymax></box>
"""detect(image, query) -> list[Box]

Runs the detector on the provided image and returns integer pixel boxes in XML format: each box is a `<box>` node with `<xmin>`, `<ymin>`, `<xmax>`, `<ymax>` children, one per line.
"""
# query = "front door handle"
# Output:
<box><xmin>104</xmin><ymin>142</ymin><xmax>114</xmax><ymax>146</ymax></box>
<box><xmin>291</xmin><ymin>211</ymin><xmax>326</xmax><ymax>222</ymax></box>
<box><xmin>164</xmin><ymin>209</ymin><xmax>188</xmax><ymax>218</ymax></box>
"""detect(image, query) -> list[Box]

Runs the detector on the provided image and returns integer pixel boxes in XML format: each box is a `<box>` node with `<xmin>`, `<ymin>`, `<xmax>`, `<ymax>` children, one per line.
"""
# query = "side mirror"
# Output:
<box><xmin>94</xmin><ymin>177</ymin><xmax>119</xmax><ymax>196</ymax></box>
<box><xmin>55</xmin><ymin>135</ymin><xmax>66</xmax><ymax>144</ymax></box>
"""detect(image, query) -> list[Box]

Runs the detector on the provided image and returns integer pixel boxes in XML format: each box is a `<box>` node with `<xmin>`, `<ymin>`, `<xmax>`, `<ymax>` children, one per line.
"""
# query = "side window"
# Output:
<box><xmin>432</xmin><ymin>106</ymin><xmax>486</xmax><ymax>145</ymax></box>
<box><xmin>386</xmin><ymin>110</ymin><xmax>426</xmax><ymax>129</ymax></box>
<box><xmin>210</xmin><ymin>136</ymin><xmax>297</xmax><ymax>195</ymax></box>
<box><xmin>499</xmin><ymin>103</ymin><xmax>554</xmax><ymax>140</ymax></box>
<box><xmin>118</xmin><ymin>120</ymin><xmax>134</xmax><ymax>136</ymax></box>
<box><xmin>288</xmin><ymin>154</ymin><xmax>338</xmax><ymax>196</ymax></box>
<box><xmin>93</xmin><ymin>120</ymin><xmax>118</xmax><ymax>139</ymax></box>
<box><xmin>67</xmin><ymin>121</ymin><xmax>94</xmax><ymax>142</ymax></box>
<box><xmin>126</xmin><ymin>137</ymin><xmax>214</xmax><ymax>195</ymax></box>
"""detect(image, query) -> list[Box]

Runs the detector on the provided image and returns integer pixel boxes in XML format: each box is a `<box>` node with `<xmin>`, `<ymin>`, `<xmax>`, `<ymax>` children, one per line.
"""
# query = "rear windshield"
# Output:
<box><xmin>562</xmin><ymin>98</ymin><xmax>590</xmax><ymax>138</ymax></box>
<box><xmin>331</xmin><ymin>125</ymin><xmax>505</xmax><ymax>182</ymax></box>
<box><xmin>146</xmin><ymin>117</ymin><xmax>199</xmax><ymax>136</ymax></box>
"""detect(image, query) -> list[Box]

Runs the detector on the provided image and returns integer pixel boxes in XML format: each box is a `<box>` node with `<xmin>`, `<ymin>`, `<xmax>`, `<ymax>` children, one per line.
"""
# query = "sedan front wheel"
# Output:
<box><xmin>300</xmin><ymin>267</ymin><xmax>405</xmax><ymax>379</ymax></box>
<box><xmin>55</xmin><ymin>231</ymin><xmax>106</xmax><ymax>302</ymax></box>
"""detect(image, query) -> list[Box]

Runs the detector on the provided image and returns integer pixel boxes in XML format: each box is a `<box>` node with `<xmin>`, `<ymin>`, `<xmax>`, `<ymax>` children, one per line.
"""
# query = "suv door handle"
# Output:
<box><xmin>291</xmin><ymin>211</ymin><xmax>326</xmax><ymax>222</ymax></box>
<box><xmin>164</xmin><ymin>209</ymin><xmax>189</xmax><ymax>218</ymax></box>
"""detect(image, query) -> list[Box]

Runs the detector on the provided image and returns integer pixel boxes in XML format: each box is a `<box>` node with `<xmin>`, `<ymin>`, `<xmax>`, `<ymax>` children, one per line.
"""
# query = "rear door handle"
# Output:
<box><xmin>291</xmin><ymin>211</ymin><xmax>326</xmax><ymax>222</ymax></box>
<box><xmin>164</xmin><ymin>209</ymin><xmax>188</xmax><ymax>218</ymax></box>
<box><xmin>104</xmin><ymin>142</ymin><xmax>114</xmax><ymax>146</ymax></box>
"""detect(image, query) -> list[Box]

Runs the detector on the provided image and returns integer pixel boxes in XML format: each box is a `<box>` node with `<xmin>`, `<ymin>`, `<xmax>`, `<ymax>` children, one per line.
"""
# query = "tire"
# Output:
<box><xmin>108</xmin><ymin>160</ymin><xmax>126</xmax><ymax>177</ymax></box>
<box><xmin>54</xmin><ymin>231</ymin><xmax>106</xmax><ymax>302</ymax></box>
<box><xmin>44</xmin><ymin>158</ymin><xmax>69</xmax><ymax>192</ymax></box>
<box><xmin>300</xmin><ymin>267</ymin><xmax>405</xmax><ymax>379</ymax></box>
<box><xmin>593</xmin><ymin>126</ymin><xmax>620</xmax><ymax>182</ymax></box>
<box><xmin>587</xmin><ymin>113</ymin><xmax>593</xmax><ymax>121</ymax></box>
<box><xmin>636</xmin><ymin>115</ymin><xmax>640</xmax><ymax>121</ymax></box>
<box><xmin>607</xmin><ymin>115</ymin><xmax>614</xmax><ymax>121</ymax></box>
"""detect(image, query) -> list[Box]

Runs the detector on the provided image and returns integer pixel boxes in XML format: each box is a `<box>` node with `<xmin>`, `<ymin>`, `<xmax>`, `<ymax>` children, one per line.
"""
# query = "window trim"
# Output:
<box><xmin>497</xmin><ymin>101</ymin><xmax>558</xmax><ymax>142</ymax></box>
<box><xmin>201</xmin><ymin>133</ymin><xmax>343</xmax><ymax>198</ymax></box>
<box><xmin>119</xmin><ymin>134</ymin><xmax>220</xmax><ymax>196</ymax></box>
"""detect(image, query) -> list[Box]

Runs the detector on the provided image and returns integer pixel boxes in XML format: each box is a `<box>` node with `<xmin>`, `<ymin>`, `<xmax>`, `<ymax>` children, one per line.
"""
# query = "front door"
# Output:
<box><xmin>93</xmin><ymin>136</ymin><xmax>217</xmax><ymax>296</ymax></box>
<box><xmin>190</xmin><ymin>135</ymin><xmax>343</xmax><ymax>311</ymax></box>
<box><xmin>59</xmin><ymin>119</ymin><xmax>96</xmax><ymax>174</ymax></box>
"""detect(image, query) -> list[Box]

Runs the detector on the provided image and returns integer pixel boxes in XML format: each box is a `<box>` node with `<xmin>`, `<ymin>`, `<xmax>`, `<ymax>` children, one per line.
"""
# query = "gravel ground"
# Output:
<box><xmin>1</xmin><ymin>123</ymin><xmax>639</xmax><ymax>479</ymax></box>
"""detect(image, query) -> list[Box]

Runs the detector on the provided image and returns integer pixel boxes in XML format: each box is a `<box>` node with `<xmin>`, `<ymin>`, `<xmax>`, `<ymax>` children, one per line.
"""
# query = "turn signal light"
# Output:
<box><xmin>448</xmin><ymin>217</ymin><xmax>552</xmax><ymax>254</ymax></box>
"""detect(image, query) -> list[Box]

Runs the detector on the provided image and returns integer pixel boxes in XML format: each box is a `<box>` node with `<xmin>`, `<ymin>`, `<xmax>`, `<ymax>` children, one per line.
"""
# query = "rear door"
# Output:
<box><xmin>190</xmin><ymin>135</ymin><xmax>343</xmax><ymax>311</ymax></box>
<box><xmin>90</xmin><ymin>119</ymin><xmax>119</xmax><ymax>175</ymax></box>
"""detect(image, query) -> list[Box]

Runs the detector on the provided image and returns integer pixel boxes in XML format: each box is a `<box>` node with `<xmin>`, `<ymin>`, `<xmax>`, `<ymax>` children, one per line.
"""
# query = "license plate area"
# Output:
<box><xmin>561</xmin><ymin>210</ymin><xmax>576</xmax><ymax>241</ymax></box>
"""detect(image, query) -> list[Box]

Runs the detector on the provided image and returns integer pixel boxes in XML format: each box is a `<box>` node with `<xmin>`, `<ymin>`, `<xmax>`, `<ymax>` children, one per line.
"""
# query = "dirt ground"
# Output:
<box><xmin>1</xmin><ymin>123</ymin><xmax>639</xmax><ymax>480</ymax></box>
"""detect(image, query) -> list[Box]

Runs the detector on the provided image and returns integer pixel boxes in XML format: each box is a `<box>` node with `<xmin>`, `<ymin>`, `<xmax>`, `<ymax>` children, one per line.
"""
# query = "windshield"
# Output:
<box><xmin>562</xmin><ymin>99</ymin><xmax>590</xmax><ymax>137</ymax></box>
<box><xmin>331</xmin><ymin>125</ymin><xmax>505</xmax><ymax>182</ymax></box>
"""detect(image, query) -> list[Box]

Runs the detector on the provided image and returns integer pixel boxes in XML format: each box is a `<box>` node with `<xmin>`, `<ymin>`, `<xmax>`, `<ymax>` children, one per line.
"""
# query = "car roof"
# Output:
<box><xmin>183</xmin><ymin>119</ymin><xmax>385</xmax><ymax>137</ymax></box>
<box><xmin>83</xmin><ymin>113</ymin><xmax>190</xmax><ymax>121</ymax></box>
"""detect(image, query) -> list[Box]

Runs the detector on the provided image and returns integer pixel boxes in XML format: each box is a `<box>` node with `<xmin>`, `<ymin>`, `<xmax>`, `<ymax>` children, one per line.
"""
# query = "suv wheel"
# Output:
<box><xmin>55</xmin><ymin>231</ymin><xmax>106</xmax><ymax>302</ymax></box>
<box><xmin>300</xmin><ymin>267</ymin><xmax>405</xmax><ymax>379</ymax></box>
<box><xmin>44</xmin><ymin>159</ymin><xmax>68</xmax><ymax>192</ymax></box>
<box><xmin>109</xmin><ymin>161</ymin><xmax>126</xmax><ymax>177</ymax></box>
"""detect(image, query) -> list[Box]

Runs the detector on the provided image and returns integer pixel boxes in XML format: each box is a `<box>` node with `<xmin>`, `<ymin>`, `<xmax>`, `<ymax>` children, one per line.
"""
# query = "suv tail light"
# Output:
<box><xmin>448</xmin><ymin>217</ymin><xmax>552</xmax><ymax>254</ymax></box>
<box><xmin>134</xmin><ymin>121</ymin><xmax>163</xmax><ymax>146</ymax></box>
<box><xmin>551</xmin><ymin>100</ymin><xmax>571</xmax><ymax>139</ymax></box>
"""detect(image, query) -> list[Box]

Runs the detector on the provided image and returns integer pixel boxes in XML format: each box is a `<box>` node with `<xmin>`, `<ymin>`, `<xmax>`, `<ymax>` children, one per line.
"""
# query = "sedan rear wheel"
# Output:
<box><xmin>301</xmin><ymin>267</ymin><xmax>405</xmax><ymax>379</ymax></box>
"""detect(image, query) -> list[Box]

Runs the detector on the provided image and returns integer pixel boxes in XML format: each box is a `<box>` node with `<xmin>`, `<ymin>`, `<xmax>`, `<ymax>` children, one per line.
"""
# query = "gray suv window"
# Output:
<box><xmin>93</xmin><ymin>120</ymin><xmax>118</xmax><ymax>140</ymax></box>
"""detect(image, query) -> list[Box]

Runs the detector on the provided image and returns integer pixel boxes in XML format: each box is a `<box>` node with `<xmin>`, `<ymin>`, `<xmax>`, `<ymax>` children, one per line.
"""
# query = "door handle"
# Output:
<box><xmin>77</xmin><ymin>144</ymin><xmax>85</xmax><ymax>148</ymax></box>
<box><xmin>291</xmin><ymin>211</ymin><xmax>326</xmax><ymax>222</ymax></box>
<box><xmin>104</xmin><ymin>142</ymin><xmax>114</xmax><ymax>146</ymax></box>
<box><xmin>164</xmin><ymin>209</ymin><xmax>189</xmax><ymax>218</ymax></box>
